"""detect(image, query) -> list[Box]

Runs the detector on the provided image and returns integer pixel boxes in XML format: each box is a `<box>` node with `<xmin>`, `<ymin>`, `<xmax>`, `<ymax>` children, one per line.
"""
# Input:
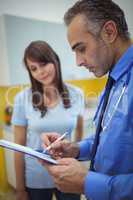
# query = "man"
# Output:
<box><xmin>41</xmin><ymin>0</ymin><xmax>133</xmax><ymax>199</ymax></box>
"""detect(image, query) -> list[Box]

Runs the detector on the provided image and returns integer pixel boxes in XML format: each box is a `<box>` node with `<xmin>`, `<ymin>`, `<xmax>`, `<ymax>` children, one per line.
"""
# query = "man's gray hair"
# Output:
<box><xmin>64</xmin><ymin>0</ymin><xmax>130</xmax><ymax>40</ymax></box>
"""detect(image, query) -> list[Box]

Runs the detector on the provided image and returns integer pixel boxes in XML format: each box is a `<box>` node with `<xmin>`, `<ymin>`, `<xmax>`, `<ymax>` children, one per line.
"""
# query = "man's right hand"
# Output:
<box><xmin>41</xmin><ymin>132</ymin><xmax>80</xmax><ymax>159</ymax></box>
<box><xmin>16</xmin><ymin>190</ymin><xmax>29</xmax><ymax>200</ymax></box>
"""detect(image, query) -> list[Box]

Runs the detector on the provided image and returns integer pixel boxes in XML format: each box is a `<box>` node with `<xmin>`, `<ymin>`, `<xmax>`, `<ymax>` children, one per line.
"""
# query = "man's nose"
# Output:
<box><xmin>76</xmin><ymin>54</ymin><xmax>84</xmax><ymax>67</ymax></box>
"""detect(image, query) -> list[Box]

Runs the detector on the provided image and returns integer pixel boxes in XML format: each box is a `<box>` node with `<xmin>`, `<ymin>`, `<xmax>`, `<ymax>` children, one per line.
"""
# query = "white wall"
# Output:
<box><xmin>0</xmin><ymin>16</ymin><xmax>10</xmax><ymax>85</ymax></box>
<box><xmin>0</xmin><ymin>0</ymin><xmax>77</xmax><ymax>23</ymax></box>
<box><xmin>0</xmin><ymin>0</ymin><xmax>133</xmax><ymax>36</ymax></box>
<box><xmin>115</xmin><ymin>0</ymin><xmax>133</xmax><ymax>36</ymax></box>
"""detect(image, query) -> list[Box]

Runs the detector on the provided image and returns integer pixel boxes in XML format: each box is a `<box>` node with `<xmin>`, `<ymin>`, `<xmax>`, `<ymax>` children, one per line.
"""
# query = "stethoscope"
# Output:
<box><xmin>94</xmin><ymin>71</ymin><xmax>131</xmax><ymax>132</ymax></box>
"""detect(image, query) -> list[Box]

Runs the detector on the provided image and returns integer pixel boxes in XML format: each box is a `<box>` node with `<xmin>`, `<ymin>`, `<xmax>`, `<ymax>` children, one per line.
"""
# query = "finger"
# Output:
<box><xmin>41</xmin><ymin>133</ymin><xmax>51</xmax><ymax>147</ymax></box>
<box><xmin>50</xmin><ymin>140</ymin><xmax>68</xmax><ymax>151</ymax></box>
<box><xmin>50</xmin><ymin>133</ymin><xmax>62</xmax><ymax>142</ymax></box>
<box><xmin>50</xmin><ymin>141</ymin><xmax>62</xmax><ymax>150</ymax></box>
<box><xmin>41</xmin><ymin>132</ymin><xmax>60</xmax><ymax>141</ymax></box>
<box><xmin>41</xmin><ymin>132</ymin><xmax>61</xmax><ymax>148</ymax></box>
<box><xmin>57</xmin><ymin>158</ymin><xmax>76</xmax><ymax>165</ymax></box>
<box><xmin>48</xmin><ymin>149</ymin><xmax>63</xmax><ymax>158</ymax></box>
<box><xmin>51</xmin><ymin>152</ymin><xmax>63</xmax><ymax>160</ymax></box>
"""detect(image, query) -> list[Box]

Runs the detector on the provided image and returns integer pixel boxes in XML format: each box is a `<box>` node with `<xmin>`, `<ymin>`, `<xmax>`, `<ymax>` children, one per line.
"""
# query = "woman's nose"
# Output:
<box><xmin>37</xmin><ymin>67</ymin><xmax>45</xmax><ymax>75</ymax></box>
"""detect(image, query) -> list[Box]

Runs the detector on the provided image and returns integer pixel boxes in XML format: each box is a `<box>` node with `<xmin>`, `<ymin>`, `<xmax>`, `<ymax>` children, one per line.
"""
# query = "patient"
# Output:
<box><xmin>11</xmin><ymin>40</ymin><xmax>84</xmax><ymax>200</ymax></box>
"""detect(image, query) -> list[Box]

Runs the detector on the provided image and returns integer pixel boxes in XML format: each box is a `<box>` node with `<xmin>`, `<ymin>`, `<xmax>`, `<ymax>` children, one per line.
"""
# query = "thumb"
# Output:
<box><xmin>58</xmin><ymin>158</ymin><xmax>75</xmax><ymax>165</ymax></box>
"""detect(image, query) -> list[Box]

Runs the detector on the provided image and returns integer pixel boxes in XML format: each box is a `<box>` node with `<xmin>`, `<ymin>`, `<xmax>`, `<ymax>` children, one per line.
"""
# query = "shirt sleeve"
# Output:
<box><xmin>11</xmin><ymin>91</ymin><xmax>27</xmax><ymax>126</ymax></box>
<box><xmin>78</xmin><ymin>136</ymin><xmax>94</xmax><ymax>160</ymax></box>
<box><xmin>84</xmin><ymin>171</ymin><xmax>133</xmax><ymax>200</ymax></box>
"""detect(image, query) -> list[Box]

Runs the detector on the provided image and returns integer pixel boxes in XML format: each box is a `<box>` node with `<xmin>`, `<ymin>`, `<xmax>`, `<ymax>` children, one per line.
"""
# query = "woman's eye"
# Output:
<box><xmin>30</xmin><ymin>67</ymin><xmax>37</xmax><ymax>72</ymax></box>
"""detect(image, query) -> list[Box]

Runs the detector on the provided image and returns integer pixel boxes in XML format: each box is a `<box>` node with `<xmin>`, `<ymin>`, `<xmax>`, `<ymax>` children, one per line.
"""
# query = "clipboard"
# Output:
<box><xmin>0</xmin><ymin>139</ymin><xmax>58</xmax><ymax>165</ymax></box>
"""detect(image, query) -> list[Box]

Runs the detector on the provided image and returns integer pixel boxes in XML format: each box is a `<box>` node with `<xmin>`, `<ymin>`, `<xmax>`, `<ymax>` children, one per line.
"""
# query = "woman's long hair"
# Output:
<box><xmin>24</xmin><ymin>40</ymin><xmax>71</xmax><ymax>117</ymax></box>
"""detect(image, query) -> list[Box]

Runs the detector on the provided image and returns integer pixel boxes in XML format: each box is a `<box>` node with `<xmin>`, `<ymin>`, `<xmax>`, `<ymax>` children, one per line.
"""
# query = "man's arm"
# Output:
<box><xmin>77</xmin><ymin>136</ymin><xmax>94</xmax><ymax>161</ymax></box>
<box><xmin>85</xmin><ymin>171</ymin><xmax>133</xmax><ymax>200</ymax></box>
<box><xmin>42</xmin><ymin>158</ymin><xmax>133</xmax><ymax>200</ymax></box>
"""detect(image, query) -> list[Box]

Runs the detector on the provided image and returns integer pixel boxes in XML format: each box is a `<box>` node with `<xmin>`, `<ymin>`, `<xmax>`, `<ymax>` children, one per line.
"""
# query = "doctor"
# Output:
<box><xmin>41</xmin><ymin>0</ymin><xmax>133</xmax><ymax>199</ymax></box>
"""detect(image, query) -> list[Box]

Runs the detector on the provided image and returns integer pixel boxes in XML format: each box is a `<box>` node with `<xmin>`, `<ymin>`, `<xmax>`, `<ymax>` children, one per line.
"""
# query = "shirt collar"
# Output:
<box><xmin>110</xmin><ymin>44</ymin><xmax>133</xmax><ymax>81</ymax></box>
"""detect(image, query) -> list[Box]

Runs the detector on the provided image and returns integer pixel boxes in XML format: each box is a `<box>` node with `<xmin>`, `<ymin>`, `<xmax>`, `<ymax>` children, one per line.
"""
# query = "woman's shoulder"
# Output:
<box><xmin>65</xmin><ymin>83</ymin><xmax>85</xmax><ymax>112</ymax></box>
<box><xmin>14</xmin><ymin>87</ymin><xmax>32</xmax><ymax>101</ymax></box>
<box><xmin>66</xmin><ymin>83</ymin><xmax>84</xmax><ymax>97</ymax></box>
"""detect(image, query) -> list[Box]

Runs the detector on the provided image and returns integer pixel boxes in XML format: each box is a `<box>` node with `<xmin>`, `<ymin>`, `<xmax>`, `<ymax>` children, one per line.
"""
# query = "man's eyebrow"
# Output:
<box><xmin>72</xmin><ymin>42</ymin><xmax>82</xmax><ymax>51</ymax></box>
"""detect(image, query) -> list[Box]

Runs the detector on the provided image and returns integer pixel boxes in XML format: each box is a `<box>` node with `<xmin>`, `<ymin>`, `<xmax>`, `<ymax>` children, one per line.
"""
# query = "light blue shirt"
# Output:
<box><xmin>11</xmin><ymin>84</ymin><xmax>84</xmax><ymax>188</ymax></box>
<box><xmin>79</xmin><ymin>45</ymin><xmax>133</xmax><ymax>200</ymax></box>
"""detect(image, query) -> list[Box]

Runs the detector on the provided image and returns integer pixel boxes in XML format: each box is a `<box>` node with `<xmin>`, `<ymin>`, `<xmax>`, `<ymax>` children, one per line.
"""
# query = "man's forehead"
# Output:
<box><xmin>67</xmin><ymin>15</ymin><xmax>88</xmax><ymax>47</ymax></box>
<box><xmin>67</xmin><ymin>14</ymin><xmax>87</xmax><ymax>33</ymax></box>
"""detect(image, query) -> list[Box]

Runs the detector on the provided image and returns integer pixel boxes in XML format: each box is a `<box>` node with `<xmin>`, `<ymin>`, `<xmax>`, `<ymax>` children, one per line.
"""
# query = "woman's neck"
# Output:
<box><xmin>43</xmin><ymin>85</ymin><xmax>60</xmax><ymax>108</ymax></box>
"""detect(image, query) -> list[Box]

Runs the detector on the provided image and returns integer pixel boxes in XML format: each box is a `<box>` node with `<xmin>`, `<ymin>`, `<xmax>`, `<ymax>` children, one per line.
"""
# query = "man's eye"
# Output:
<box><xmin>78</xmin><ymin>47</ymin><xmax>86</xmax><ymax>53</ymax></box>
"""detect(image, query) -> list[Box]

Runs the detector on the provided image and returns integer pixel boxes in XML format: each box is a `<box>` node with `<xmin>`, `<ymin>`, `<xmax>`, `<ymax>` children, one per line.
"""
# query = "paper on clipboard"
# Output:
<box><xmin>0</xmin><ymin>139</ymin><xmax>58</xmax><ymax>165</ymax></box>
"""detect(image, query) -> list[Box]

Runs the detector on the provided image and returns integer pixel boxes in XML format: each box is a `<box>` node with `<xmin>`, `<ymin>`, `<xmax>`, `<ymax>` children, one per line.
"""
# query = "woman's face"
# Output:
<box><xmin>27</xmin><ymin>58</ymin><xmax>56</xmax><ymax>87</ymax></box>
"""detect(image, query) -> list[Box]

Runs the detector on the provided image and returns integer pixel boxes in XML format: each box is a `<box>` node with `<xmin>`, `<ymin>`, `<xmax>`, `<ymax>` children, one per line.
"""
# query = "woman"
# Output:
<box><xmin>11</xmin><ymin>41</ymin><xmax>84</xmax><ymax>200</ymax></box>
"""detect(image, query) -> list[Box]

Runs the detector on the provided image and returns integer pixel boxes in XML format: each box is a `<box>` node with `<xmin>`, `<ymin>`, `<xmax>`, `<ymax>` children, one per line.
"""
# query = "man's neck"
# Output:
<box><xmin>114</xmin><ymin>38</ymin><xmax>132</xmax><ymax>64</ymax></box>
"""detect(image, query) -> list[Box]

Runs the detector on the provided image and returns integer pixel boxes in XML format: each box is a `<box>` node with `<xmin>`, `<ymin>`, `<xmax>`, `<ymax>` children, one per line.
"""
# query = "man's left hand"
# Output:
<box><xmin>43</xmin><ymin>158</ymin><xmax>88</xmax><ymax>194</ymax></box>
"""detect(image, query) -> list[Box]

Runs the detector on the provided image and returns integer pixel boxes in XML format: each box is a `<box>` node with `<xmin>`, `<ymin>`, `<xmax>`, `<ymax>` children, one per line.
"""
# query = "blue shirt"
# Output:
<box><xmin>11</xmin><ymin>84</ymin><xmax>84</xmax><ymax>188</ymax></box>
<box><xmin>79</xmin><ymin>45</ymin><xmax>133</xmax><ymax>200</ymax></box>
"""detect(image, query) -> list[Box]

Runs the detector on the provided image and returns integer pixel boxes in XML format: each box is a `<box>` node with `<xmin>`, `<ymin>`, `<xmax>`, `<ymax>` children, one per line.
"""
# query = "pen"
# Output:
<box><xmin>42</xmin><ymin>131</ymin><xmax>69</xmax><ymax>154</ymax></box>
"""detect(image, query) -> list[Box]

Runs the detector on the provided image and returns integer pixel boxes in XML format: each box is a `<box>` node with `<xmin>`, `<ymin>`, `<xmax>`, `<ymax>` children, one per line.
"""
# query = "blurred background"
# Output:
<box><xmin>0</xmin><ymin>0</ymin><xmax>133</xmax><ymax>199</ymax></box>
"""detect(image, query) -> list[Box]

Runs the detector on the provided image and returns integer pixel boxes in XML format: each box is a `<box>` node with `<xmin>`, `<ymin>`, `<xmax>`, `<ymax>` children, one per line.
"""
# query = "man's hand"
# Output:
<box><xmin>41</xmin><ymin>132</ymin><xmax>80</xmax><ymax>159</ymax></box>
<box><xmin>41</xmin><ymin>132</ymin><xmax>61</xmax><ymax>148</ymax></box>
<box><xmin>43</xmin><ymin>158</ymin><xmax>88</xmax><ymax>194</ymax></box>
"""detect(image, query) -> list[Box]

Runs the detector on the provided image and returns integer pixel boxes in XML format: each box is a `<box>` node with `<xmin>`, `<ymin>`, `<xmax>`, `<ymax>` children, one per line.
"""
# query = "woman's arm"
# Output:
<box><xmin>14</xmin><ymin>125</ymin><xmax>28</xmax><ymax>199</ymax></box>
<box><xmin>74</xmin><ymin>115</ymin><xmax>84</xmax><ymax>142</ymax></box>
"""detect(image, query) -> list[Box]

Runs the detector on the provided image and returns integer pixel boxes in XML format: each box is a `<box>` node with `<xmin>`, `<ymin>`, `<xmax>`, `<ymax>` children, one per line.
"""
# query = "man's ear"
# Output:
<box><xmin>100</xmin><ymin>20</ymin><xmax>118</xmax><ymax>44</ymax></box>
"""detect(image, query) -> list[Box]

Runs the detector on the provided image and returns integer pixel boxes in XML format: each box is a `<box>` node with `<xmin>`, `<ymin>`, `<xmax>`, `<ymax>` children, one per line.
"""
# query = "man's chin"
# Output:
<box><xmin>86</xmin><ymin>67</ymin><xmax>105</xmax><ymax>78</ymax></box>
<box><xmin>93</xmin><ymin>72</ymin><xmax>104</xmax><ymax>78</ymax></box>
<box><xmin>95</xmin><ymin>74</ymin><xmax>103</xmax><ymax>78</ymax></box>
<box><xmin>88</xmin><ymin>68</ymin><xmax>100</xmax><ymax>77</ymax></box>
